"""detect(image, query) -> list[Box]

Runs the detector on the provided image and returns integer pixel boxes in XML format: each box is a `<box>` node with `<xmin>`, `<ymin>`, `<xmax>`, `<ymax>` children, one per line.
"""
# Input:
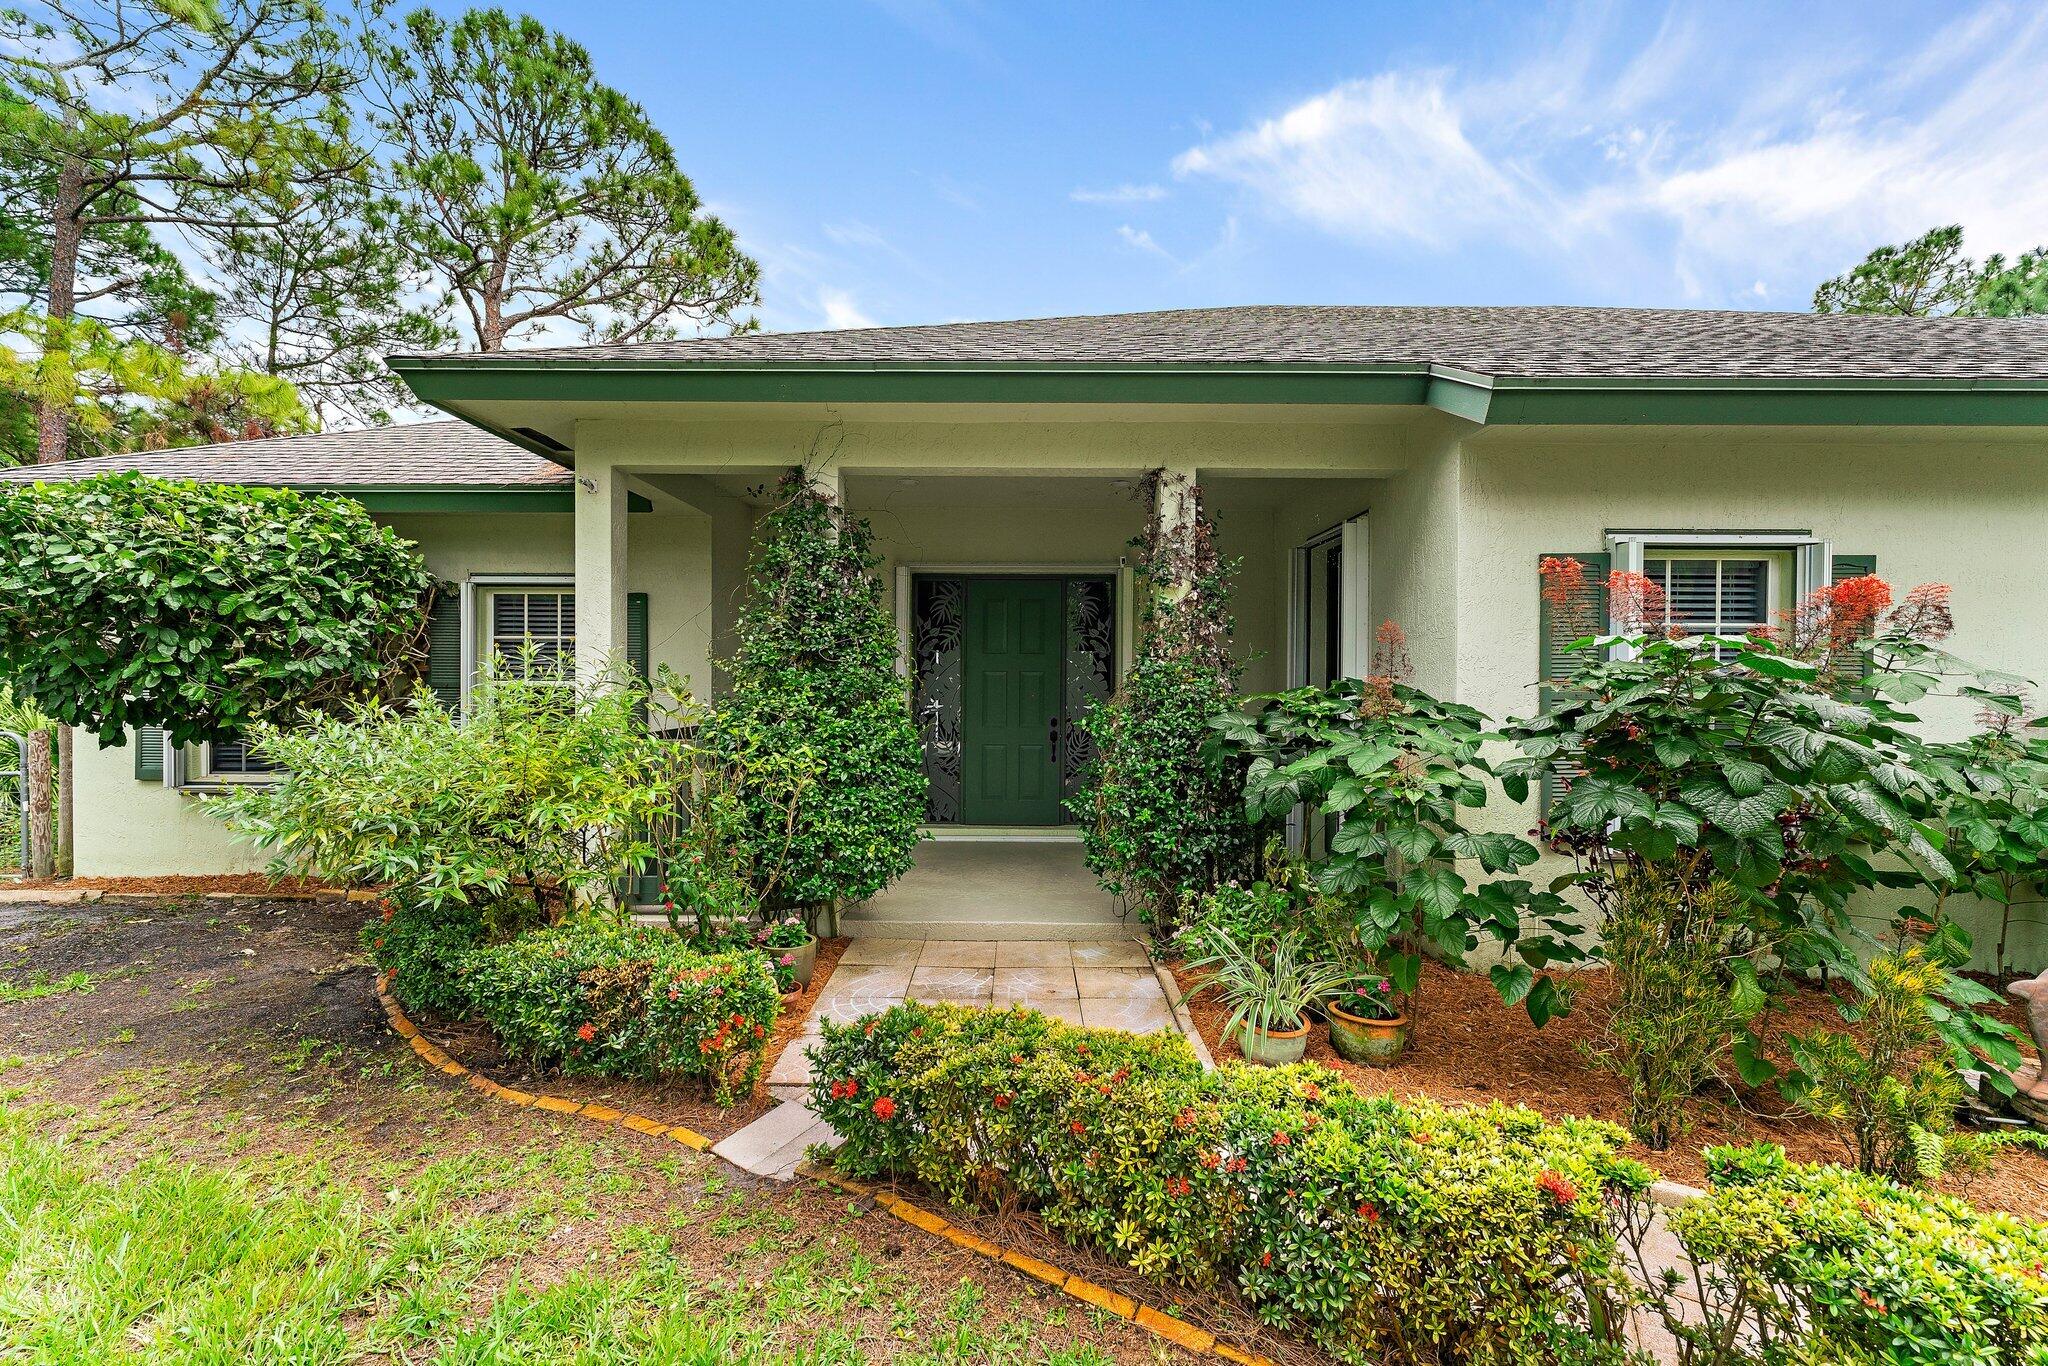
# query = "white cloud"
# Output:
<box><xmin>1071</xmin><ymin>183</ymin><xmax>1168</xmax><ymax>204</ymax></box>
<box><xmin>1172</xmin><ymin>72</ymin><xmax>1552</xmax><ymax>247</ymax></box>
<box><xmin>818</xmin><ymin>288</ymin><xmax>879</xmax><ymax>330</ymax></box>
<box><xmin>1168</xmin><ymin>3</ymin><xmax>2048</xmax><ymax>302</ymax></box>
<box><xmin>1116</xmin><ymin>225</ymin><xmax>1176</xmax><ymax>263</ymax></box>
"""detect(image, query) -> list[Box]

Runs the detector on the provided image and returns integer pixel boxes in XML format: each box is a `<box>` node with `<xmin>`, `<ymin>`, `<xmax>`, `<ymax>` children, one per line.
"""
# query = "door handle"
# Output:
<box><xmin>1047</xmin><ymin>716</ymin><xmax>1059</xmax><ymax>758</ymax></box>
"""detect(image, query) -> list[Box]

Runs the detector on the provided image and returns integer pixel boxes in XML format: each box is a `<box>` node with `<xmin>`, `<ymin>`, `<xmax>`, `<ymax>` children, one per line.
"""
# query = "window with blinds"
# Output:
<box><xmin>486</xmin><ymin>589</ymin><xmax>576</xmax><ymax>678</ymax></box>
<box><xmin>201</xmin><ymin>737</ymin><xmax>282</xmax><ymax>781</ymax></box>
<box><xmin>1644</xmin><ymin>553</ymin><xmax>1777</xmax><ymax>637</ymax></box>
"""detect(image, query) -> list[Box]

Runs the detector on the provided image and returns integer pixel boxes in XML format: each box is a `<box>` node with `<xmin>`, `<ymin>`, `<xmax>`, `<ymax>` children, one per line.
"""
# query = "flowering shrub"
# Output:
<box><xmin>458</xmin><ymin>918</ymin><xmax>779</xmax><ymax>1104</ymax></box>
<box><xmin>1502</xmin><ymin>565</ymin><xmax>2026</xmax><ymax>1084</ymax></box>
<box><xmin>810</xmin><ymin>1002</ymin><xmax>1653</xmax><ymax>1364</ymax></box>
<box><xmin>1624</xmin><ymin>1143</ymin><xmax>2048</xmax><ymax>1366</ymax></box>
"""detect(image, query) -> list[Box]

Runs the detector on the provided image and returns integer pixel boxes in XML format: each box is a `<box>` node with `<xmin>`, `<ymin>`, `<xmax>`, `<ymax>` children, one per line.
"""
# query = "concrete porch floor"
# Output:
<box><xmin>841</xmin><ymin>836</ymin><xmax>1126</xmax><ymax>940</ymax></box>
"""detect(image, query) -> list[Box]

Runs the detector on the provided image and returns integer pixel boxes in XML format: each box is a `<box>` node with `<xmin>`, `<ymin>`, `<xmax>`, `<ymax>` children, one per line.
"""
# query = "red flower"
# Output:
<box><xmin>1173</xmin><ymin>1108</ymin><xmax>1196</xmax><ymax>1131</ymax></box>
<box><xmin>1357</xmin><ymin>1202</ymin><xmax>1380</xmax><ymax>1222</ymax></box>
<box><xmin>1537</xmin><ymin>1170</ymin><xmax>1578</xmax><ymax>1206</ymax></box>
<box><xmin>576</xmin><ymin>1022</ymin><xmax>596</xmax><ymax>1042</ymax></box>
<box><xmin>1259</xmin><ymin>1250</ymin><xmax>1273</xmax><ymax>1268</ymax></box>
<box><xmin>872</xmin><ymin>1096</ymin><xmax>896</xmax><ymax>1121</ymax></box>
<box><xmin>1070</xmin><ymin>1120</ymin><xmax>1086</xmax><ymax>1136</ymax></box>
<box><xmin>1165</xmin><ymin>1175</ymin><xmax>1191</xmax><ymax>1198</ymax></box>
<box><xmin>1606</xmin><ymin>570</ymin><xmax>1668</xmax><ymax>635</ymax></box>
<box><xmin>1227</xmin><ymin>1156</ymin><xmax>1248</xmax><ymax>1174</ymax></box>
<box><xmin>1270</xmin><ymin>1130</ymin><xmax>1291</xmax><ymax>1147</ymax></box>
<box><xmin>992</xmin><ymin>1093</ymin><xmax>1011</xmax><ymax>1109</ymax></box>
<box><xmin>1199</xmin><ymin>1151</ymin><xmax>1221</xmax><ymax>1170</ymax></box>
<box><xmin>1300</xmin><ymin>1082</ymin><xmax>1322</xmax><ymax>1102</ymax></box>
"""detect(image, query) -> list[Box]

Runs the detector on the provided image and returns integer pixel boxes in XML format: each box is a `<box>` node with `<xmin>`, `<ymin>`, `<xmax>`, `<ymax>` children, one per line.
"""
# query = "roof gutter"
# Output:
<box><xmin>386</xmin><ymin>356</ymin><xmax>2048</xmax><ymax>430</ymax></box>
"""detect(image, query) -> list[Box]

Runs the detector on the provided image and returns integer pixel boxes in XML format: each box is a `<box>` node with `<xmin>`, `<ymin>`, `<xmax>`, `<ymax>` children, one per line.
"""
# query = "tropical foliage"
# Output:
<box><xmin>0</xmin><ymin>475</ymin><xmax>433</xmax><ymax>747</ymax></box>
<box><xmin>1500</xmin><ymin>565</ymin><xmax>2027</xmax><ymax>1090</ymax></box>
<box><xmin>1211</xmin><ymin>628</ymin><xmax>1579</xmax><ymax>1024</ymax></box>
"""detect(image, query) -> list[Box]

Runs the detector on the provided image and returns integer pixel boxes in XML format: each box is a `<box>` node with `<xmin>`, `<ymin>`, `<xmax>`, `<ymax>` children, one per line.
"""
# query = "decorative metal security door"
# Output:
<box><xmin>910</xmin><ymin>573</ymin><xmax>1116</xmax><ymax>825</ymax></box>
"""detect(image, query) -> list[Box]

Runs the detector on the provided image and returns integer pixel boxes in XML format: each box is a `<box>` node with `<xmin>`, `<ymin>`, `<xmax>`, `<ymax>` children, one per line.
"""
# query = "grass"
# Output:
<box><xmin>0</xmin><ymin>1112</ymin><xmax>1128</xmax><ymax>1364</ymax></box>
<box><xmin>0</xmin><ymin>970</ymin><xmax>92</xmax><ymax>1004</ymax></box>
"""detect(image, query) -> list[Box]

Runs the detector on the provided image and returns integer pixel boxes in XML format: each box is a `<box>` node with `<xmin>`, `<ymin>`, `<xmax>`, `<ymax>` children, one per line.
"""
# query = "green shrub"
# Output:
<box><xmin>1077</xmin><ymin>473</ymin><xmax>1255</xmax><ymax>931</ymax></box>
<box><xmin>708</xmin><ymin>471</ymin><xmax>926</xmax><ymax>921</ymax></box>
<box><xmin>460</xmin><ymin>919</ymin><xmax>779</xmax><ymax>1104</ymax></box>
<box><xmin>1786</xmin><ymin>945</ymin><xmax>2014</xmax><ymax>1184</ymax></box>
<box><xmin>1594</xmin><ymin>870</ymin><xmax>1756</xmax><ymax>1151</ymax></box>
<box><xmin>368</xmin><ymin>897</ymin><xmax>487</xmax><ymax>1020</ymax></box>
<box><xmin>210</xmin><ymin>664</ymin><xmax>690</xmax><ymax>921</ymax></box>
<box><xmin>1632</xmin><ymin>1143</ymin><xmax>2048</xmax><ymax>1366</ymax></box>
<box><xmin>809</xmin><ymin>1001</ymin><xmax>1652</xmax><ymax>1365</ymax></box>
<box><xmin>0</xmin><ymin>474</ymin><xmax>433</xmax><ymax>747</ymax></box>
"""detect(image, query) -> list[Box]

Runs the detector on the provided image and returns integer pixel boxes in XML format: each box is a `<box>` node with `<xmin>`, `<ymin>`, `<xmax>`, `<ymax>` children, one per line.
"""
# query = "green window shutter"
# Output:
<box><xmin>627</xmin><ymin>592</ymin><xmax>650</xmax><ymax>726</ymax></box>
<box><xmin>134</xmin><ymin>726</ymin><xmax>164</xmax><ymax>782</ymax></box>
<box><xmin>626</xmin><ymin>593</ymin><xmax>650</xmax><ymax>681</ymax></box>
<box><xmin>425</xmin><ymin>587</ymin><xmax>465</xmax><ymax>714</ymax></box>
<box><xmin>1831</xmin><ymin>553</ymin><xmax>1879</xmax><ymax>685</ymax></box>
<box><xmin>1537</xmin><ymin>552</ymin><xmax>1610</xmax><ymax>813</ymax></box>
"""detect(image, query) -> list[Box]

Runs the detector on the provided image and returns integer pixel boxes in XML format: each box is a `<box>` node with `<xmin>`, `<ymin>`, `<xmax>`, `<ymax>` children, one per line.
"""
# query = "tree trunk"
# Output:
<box><xmin>56</xmin><ymin>728</ymin><xmax>72</xmax><ymax>876</ymax></box>
<box><xmin>24</xmin><ymin>731</ymin><xmax>53</xmax><ymax>880</ymax></box>
<box><xmin>28</xmin><ymin>158</ymin><xmax>85</xmax><ymax>880</ymax></box>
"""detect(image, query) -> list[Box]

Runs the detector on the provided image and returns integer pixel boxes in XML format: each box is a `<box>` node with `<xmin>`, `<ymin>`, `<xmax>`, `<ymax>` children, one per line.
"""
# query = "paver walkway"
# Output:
<box><xmin>718</xmin><ymin>937</ymin><xmax>1174</xmax><ymax>1181</ymax></box>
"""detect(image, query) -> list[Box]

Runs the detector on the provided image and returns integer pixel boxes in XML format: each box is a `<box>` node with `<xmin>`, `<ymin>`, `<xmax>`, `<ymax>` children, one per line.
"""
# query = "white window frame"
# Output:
<box><xmin>464</xmin><ymin>574</ymin><xmax>576</xmax><ymax>703</ymax></box>
<box><xmin>171</xmin><ymin>737</ymin><xmax>284</xmax><ymax>790</ymax></box>
<box><xmin>1604</xmin><ymin>530</ymin><xmax>1826</xmax><ymax>658</ymax></box>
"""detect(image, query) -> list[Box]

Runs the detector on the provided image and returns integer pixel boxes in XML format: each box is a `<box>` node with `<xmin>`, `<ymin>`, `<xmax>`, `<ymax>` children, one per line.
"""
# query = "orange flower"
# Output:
<box><xmin>1606</xmin><ymin>570</ymin><xmax>1668</xmax><ymax>635</ymax></box>
<box><xmin>1536</xmin><ymin>1169</ymin><xmax>1578</xmax><ymax>1206</ymax></box>
<box><xmin>872</xmin><ymin>1096</ymin><xmax>896</xmax><ymax>1121</ymax></box>
<box><xmin>576</xmin><ymin>1022</ymin><xmax>596</xmax><ymax>1042</ymax></box>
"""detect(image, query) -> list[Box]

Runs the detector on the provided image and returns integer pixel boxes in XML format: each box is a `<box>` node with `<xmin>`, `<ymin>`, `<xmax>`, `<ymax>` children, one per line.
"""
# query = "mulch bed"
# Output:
<box><xmin>414</xmin><ymin>936</ymin><xmax>849</xmax><ymax>1144</ymax></box>
<box><xmin>4</xmin><ymin>873</ymin><xmax>338</xmax><ymax>895</ymax></box>
<box><xmin>1170</xmin><ymin>959</ymin><xmax>2048</xmax><ymax>1219</ymax></box>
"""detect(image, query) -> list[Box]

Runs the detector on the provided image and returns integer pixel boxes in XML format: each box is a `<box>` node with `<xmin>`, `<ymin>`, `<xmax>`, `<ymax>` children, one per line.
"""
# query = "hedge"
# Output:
<box><xmin>1653</xmin><ymin>1143</ymin><xmax>2048</xmax><ymax>1365</ymax></box>
<box><xmin>808</xmin><ymin>1001</ymin><xmax>1653</xmax><ymax>1365</ymax></box>
<box><xmin>369</xmin><ymin>909</ymin><xmax>779</xmax><ymax>1105</ymax></box>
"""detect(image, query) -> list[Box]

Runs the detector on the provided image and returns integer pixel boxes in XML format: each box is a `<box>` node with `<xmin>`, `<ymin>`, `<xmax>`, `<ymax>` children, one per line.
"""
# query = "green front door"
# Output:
<box><xmin>962</xmin><ymin>577</ymin><xmax>1064</xmax><ymax>825</ymax></box>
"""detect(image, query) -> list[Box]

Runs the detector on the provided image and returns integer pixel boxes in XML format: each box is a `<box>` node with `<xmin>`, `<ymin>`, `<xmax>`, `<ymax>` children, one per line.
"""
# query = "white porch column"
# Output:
<box><xmin>574</xmin><ymin>449</ymin><xmax>629</xmax><ymax>684</ymax></box>
<box><xmin>1152</xmin><ymin>462</ymin><xmax>1200</xmax><ymax>600</ymax></box>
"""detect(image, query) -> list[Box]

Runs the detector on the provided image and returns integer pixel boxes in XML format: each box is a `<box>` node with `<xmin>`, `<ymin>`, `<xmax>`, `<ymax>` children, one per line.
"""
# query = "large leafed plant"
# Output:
<box><xmin>0</xmin><ymin>474</ymin><xmax>433</xmax><ymax>747</ymax></box>
<box><xmin>1500</xmin><ymin>566</ymin><xmax>2026</xmax><ymax>1088</ymax></box>
<box><xmin>1211</xmin><ymin>636</ymin><xmax>1579</xmax><ymax>1025</ymax></box>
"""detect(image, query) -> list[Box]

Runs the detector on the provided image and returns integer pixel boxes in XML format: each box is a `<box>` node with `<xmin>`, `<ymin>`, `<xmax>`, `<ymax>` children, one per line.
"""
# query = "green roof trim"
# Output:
<box><xmin>301</xmin><ymin>486</ymin><xmax>651</xmax><ymax>514</ymax></box>
<box><xmin>388</xmin><ymin>356</ymin><xmax>2048</xmax><ymax>428</ymax></box>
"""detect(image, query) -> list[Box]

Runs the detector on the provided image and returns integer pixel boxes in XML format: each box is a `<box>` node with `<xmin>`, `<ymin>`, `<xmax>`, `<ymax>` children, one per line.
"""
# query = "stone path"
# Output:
<box><xmin>719</xmin><ymin>937</ymin><xmax>1175</xmax><ymax>1182</ymax></box>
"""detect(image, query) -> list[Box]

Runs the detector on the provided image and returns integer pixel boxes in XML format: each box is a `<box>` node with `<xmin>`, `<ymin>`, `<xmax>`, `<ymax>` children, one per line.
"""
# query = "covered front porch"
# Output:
<box><xmin>561</xmin><ymin>410</ymin><xmax>1433</xmax><ymax>934</ymax></box>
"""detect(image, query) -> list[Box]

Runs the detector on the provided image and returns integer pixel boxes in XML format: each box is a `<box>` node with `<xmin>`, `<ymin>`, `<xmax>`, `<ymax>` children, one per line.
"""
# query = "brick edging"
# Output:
<box><xmin>374</xmin><ymin>972</ymin><xmax>715</xmax><ymax>1151</ymax></box>
<box><xmin>377</xmin><ymin>971</ymin><xmax>1276</xmax><ymax>1365</ymax></box>
<box><xmin>797</xmin><ymin>1160</ymin><xmax>1279</xmax><ymax>1365</ymax></box>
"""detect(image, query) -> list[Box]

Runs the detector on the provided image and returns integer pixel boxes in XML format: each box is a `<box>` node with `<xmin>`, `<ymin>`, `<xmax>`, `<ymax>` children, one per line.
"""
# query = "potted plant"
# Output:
<box><xmin>1186</xmin><ymin>930</ymin><xmax>1348</xmax><ymax>1066</ymax></box>
<box><xmin>1326</xmin><ymin>975</ymin><xmax>1409</xmax><ymax>1064</ymax></box>
<box><xmin>757</xmin><ymin>914</ymin><xmax>817</xmax><ymax>990</ymax></box>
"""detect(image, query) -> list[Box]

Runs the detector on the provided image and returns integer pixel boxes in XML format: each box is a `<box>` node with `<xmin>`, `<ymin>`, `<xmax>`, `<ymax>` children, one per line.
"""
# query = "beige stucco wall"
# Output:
<box><xmin>73</xmin><ymin>507</ymin><xmax>715</xmax><ymax>877</ymax></box>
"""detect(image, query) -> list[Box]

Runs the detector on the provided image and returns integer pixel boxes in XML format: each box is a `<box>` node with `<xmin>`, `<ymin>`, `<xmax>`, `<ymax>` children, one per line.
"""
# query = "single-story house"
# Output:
<box><xmin>8</xmin><ymin>306</ymin><xmax>2048</xmax><ymax>958</ymax></box>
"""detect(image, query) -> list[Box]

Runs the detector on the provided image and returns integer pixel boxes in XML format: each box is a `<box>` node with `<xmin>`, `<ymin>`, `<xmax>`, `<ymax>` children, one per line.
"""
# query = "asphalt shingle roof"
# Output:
<box><xmin>0</xmin><ymin>421</ymin><xmax>568</xmax><ymax>488</ymax></box>
<box><xmin>472</xmin><ymin>305</ymin><xmax>2048</xmax><ymax>381</ymax></box>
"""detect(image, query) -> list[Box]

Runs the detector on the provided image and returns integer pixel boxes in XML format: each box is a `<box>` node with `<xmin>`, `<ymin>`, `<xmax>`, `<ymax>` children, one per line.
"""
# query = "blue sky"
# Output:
<box><xmin>502</xmin><ymin>1</ymin><xmax>2048</xmax><ymax>333</ymax></box>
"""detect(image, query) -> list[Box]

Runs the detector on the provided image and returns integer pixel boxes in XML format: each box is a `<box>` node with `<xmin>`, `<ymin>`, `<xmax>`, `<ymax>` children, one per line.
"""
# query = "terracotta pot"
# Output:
<box><xmin>1327</xmin><ymin>1002</ymin><xmax>1409</xmax><ymax>1065</ymax></box>
<box><xmin>779</xmin><ymin>934</ymin><xmax>819</xmax><ymax>989</ymax></box>
<box><xmin>1238</xmin><ymin>1018</ymin><xmax>1310</xmax><ymax>1066</ymax></box>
